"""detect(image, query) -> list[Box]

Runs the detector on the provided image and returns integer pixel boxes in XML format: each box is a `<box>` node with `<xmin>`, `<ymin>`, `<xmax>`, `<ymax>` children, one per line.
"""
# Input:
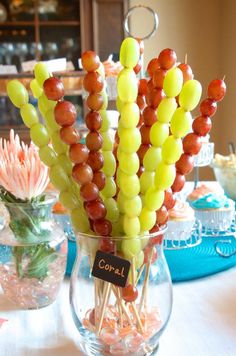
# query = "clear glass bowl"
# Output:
<box><xmin>0</xmin><ymin>197</ymin><xmax>67</xmax><ymax>309</ymax></box>
<box><xmin>70</xmin><ymin>229</ymin><xmax>172</xmax><ymax>356</ymax></box>
<box><xmin>211</xmin><ymin>163</ymin><xmax>236</xmax><ymax>201</ymax></box>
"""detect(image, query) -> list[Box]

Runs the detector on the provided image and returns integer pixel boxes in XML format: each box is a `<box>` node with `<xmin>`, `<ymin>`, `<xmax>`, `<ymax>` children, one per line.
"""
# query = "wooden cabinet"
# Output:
<box><xmin>0</xmin><ymin>0</ymin><xmax>128</xmax><ymax>141</ymax></box>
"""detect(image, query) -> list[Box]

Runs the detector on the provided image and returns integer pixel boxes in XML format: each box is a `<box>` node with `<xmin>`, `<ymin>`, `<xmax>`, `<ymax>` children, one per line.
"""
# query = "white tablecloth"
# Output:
<box><xmin>1</xmin><ymin>267</ymin><xmax>236</xmax><ymax>356</ymax></box>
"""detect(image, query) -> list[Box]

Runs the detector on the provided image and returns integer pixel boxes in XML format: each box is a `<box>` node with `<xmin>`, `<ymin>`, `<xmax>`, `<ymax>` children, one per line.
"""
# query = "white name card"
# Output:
<box><xmin>46</xmin><ymin>58</ymin><xmax>67</xmax><ymax>73</ymax></box>
<box><xmin>22</xmin><ymin>60</ymin><xmax>37</xmax><ymax>73</ymax></box>
<box><xmin>0</xmin><ymin>65</ymin><xmax>18</xmax><ymax>75</ymax></box>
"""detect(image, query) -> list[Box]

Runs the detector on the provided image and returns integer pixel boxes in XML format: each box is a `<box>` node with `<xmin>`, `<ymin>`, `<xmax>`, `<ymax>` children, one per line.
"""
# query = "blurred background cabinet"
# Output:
<box><xmin>0</xmin><ymin>0</ymin><xmax>128</xmax><ymax>141</ymax></box>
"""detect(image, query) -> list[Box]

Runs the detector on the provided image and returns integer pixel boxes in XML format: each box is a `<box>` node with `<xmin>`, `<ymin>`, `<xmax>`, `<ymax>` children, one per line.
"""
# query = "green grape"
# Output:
<box><xmin>120</xmin><ymin>103</ymin><xmax>139</xmax><ymax>128</ymax></box>
<box><xmin>117</xmin><ymin>190</ymin><xmax>126</xmax><ymax>213</ymax></box>
<box><xmin>117</xmin><ymin>122</ymin><xmax>125</xmax><ymax>138</ymax></box>
<box><xmin>163</xmin><ymin>67</ymin><xmax>183</xmax><ymax>97</ymax></box>
<box><xmin>7</xmin><ymin>80</ymin><xmax>29</xmax><ymax>108</ymax></box>
<box><xmin>154</xmin><ymin>162</ymin><xmax>176</xmax><ymax>190</ymax></box>
<box><xmin>112</xmin><ymin>221</ymin><xmax>124</xmax><ymax>237</ymax></box>
<box><xmin>116</xmin><ymin>96</ymin><xmax>124</xmax><ymax>113</ymax></box>
<box><xmin>115</xmin><ymin>166</ymin><xmax>122</xmax><ymax>188</ymax></box>
<box><xmin>122</xmin><ymin>239</ymin><xmax>141</xmax><ymax>260</ymax></box>
<box><xmin>117</xmin><ymin>68</ymin><xmax>138</xmax><ymax>103</ymax></box>
<box><xmin>39</xmin><ymin>146</ymin><xmax>57</xmax><ymax>167</ymax></box>
<box><xmin>70</xmin><ymin>178</ymin><xmax>81</xmax><ymax>197</ymax></box>
<box><xmin>102</xmin><ymin>151</ymin><xmax>116</xmax><ymax>177</ymax></box>
<box><xmin>71</xmin><ymin>207</ymin><xmax>90</xmax><ymax>233</ymax></box>
<box><xmin>139</xmin><ymin>207</ymin><xmax>156</xmax><ymax>231</ymax></box>
<box><xmin>104</xmin><ymin>198</ymin><xmax>119</xmax><ymax>222</ymax></box>
<box><xmin>101</xmin><ymin>130</ymin><xmax>113</xmax><ymax>151</ymax></box>
<box><xmin>120</xmin><ymin>37</ymin><xmax>140</xmax><ymax>68</ymax></box>
<box><xmin>127</xmin><ymin>269</ymin><xmax>137</xmax><ymax>284</ymax></box>
<box><xmin>100</xmin><ymin>110</ymin><xmax>111</xmax><ymax>132</ymax></box>
<box><xmin>59</xmin><ymin>190</ymin><xmax>80</xmax><ymax>210</ymax></box>
<box><xmin>100</xmin><ymin>89</ymin><xmax>108</xmax><ymax>110</ymax></box>
<box><xmin>30</xmin><ymin>79</ymin><xmax>43</xmax><ymax>98</ymax></box>
<box><xmin>145</xmin><ymin>187</ymin><xmax>164</xmax><ymax>211</ymax></box>
<box><xmin>170</xmin><ymin>107</ymin><xmax>192</xmax><ymax>138</ymax></box>
<box><xmin>124</xmin><ymin>216</ymin><xmax>140</xmax><ymax>237</ymax></box>
<box><xmin>51</xmin><ymin>131</ymin><xmax>68</xmax><ymax>154</ymax></box>
<box><xmin>135</xmin><ymin>250</ymin><xmax>144</xmax><ymax>269</ymax></box>
<box><xmin>101</xmin><ymin>177</ymin><xmax>117</xmax><ymax>198</ymax></box>
<box><xmin>120</xmin><ymin>173</ymin><xmax>140</xmax><ymax>198</ymax></box>
<box><xmin>179</xmin><ymin>79</ymin><xmax>202</xmax><ymax>111</ymax></box>
<box><xmin>140</xmin><ymin>171</ymin><xmax>155</xmax><ymax>194</ymax></box>
<box><xmin>30</xmin><ymin>123</ymin><xmax>50</xmax><ymax>147</ymax></box>
<box><xmin>157</xmin><ymin>97</ymin><xmax>177</xmax><ymax>123</ymax></box>
<box><xmin>119</xmin><ymin>127</ymin><xmax>141</xmax><ymax>154</ymax></box>
<box><xmin>49</xmin><ymin>164</ymin><xmax>70</xmax><ymax>191</ymax></box>
<box><xmin>124</xmin><ymin>195</ymin><xmax>142</xmax><ymax>218</ymax></box>
<box><xmin>34</xmin><ymin>62</ymin><xmax>50</xmax><ymax>87</ymax></box>
<box><xmin>143</xmin><ymin>147</ymin><xmax>162</xmax><ymax>172</ymax></box>
<box><xmin>119</xmin><ymin>151</ymin><xmax>139</xmax><ymax>175</ymax></box>
<box><xmin>150</xmin><ymin>122</ymin><xmax>169</xmax><ymax>147</ymax></box>
<box><xmin>38</xmin><ymin>93</ymin><xmax>56</xmax><ymax>117</ymax></box>
<box><xmin>58</xmin><ymin>154</ymin><xmax>72</xmax><ymax>175</ymax></box>
<box><xmin>140</xmin><ymin>236</ymin><xmax>149</xmax><ymax>249</ymax></box>
<box><xmin>20</xmin><ymin>103</ymin><xmax>39</xmax><ymax>128</ymax></box>
<box><xmin>162</xmin><ymin>136</ymin><xmax>182</xmax><ymax>164</ymax></box>
<box><xmin>44</xmin><ymin>109</ymin><xmax>60</xmax><ymax>133</ymax></box>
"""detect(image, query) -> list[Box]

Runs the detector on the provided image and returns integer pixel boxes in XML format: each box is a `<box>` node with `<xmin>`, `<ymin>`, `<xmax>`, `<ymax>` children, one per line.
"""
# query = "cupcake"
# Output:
<box><xmin>190</xmin><ymin>193</ymin><xmax>235</xmax><ymax>231</ymax></box>
<box><xmin>187</xmin><ymin>184</ymin><xmax>216</xmax><ymax>202</ymax></box>
<box><xmin>165</xmin><ymin>200</ymin><xmax>195</xmax><ymax>243</ymax></box>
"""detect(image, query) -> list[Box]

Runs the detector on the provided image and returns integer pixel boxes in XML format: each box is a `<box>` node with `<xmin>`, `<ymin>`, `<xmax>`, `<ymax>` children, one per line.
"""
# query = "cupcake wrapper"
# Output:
<box><xmin>194</xmin><ymin>209</ymin><xmax>235</xmax><ymax>231</ymax></box>
<box><xmin>165</xmin><ymin>219</ymin><xmax>195</xmax><ymax>242</ymax></box>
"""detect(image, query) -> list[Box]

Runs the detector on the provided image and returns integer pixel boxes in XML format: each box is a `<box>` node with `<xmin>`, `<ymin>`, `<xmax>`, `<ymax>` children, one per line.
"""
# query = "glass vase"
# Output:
<box><xmin>70</xmin><ymin>228</ymin><xmax>172</xmax><ymax>355</ymax></box>
<box><xmin>0</xmin><ymin>196</ymin><xmax>67</xmax><ymax>309</ymax></box>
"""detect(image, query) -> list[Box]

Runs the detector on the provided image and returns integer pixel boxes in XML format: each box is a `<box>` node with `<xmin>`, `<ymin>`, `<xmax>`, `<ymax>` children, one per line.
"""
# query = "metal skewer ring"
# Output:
<box><xmin>124</xmin><ymin>5</ymin><xmax>159</xmax><ymax>40</ymax></box>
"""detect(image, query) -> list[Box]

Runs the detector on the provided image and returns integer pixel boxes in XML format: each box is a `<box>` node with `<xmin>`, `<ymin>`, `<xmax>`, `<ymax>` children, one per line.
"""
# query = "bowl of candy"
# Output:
<box><xmin>211</xmin><ymin>153</ymin><xmax>236</xmax><ymax>201</ymax></box>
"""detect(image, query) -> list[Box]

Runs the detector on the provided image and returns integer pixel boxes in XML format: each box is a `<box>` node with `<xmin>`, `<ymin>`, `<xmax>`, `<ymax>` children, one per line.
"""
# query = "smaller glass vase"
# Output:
<box><xmin>0</xmin><ymin>196</ymin><xmax>67</xmax><ymax>309</ymax></box>
<box><xmin>70</xmin><ymin>228</ymin><xmax>172</xmax><ymax>356</ymax></box>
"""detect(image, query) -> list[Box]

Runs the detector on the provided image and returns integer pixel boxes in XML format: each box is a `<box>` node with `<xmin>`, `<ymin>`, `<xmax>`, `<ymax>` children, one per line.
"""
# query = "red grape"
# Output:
<box><xmin>147</xmin><ymin>58</ymin><xmax>159</xmax><ymax>77</ymax></box>
<box><xmin>92</xmin><ymin>171</ymin><xmax>106</xmax><ymax>190</ymax></box>
<box><xmin>144</xmin><ymin>246</ymin><xmax>158</xmax><ymax>264</ymax></box>
<box><xmin>85</xmin><ymin>111</ymin><xmax>102</xmax><ymax>131</ymax></box>
<box><xmin>54</xmin><ymin>101</ymin><xmax>77</xmax><ymax>126</ymax></box>
<box><xmin>137</xmin><ymin>165</ymin><xmax>144</xmax><ymax>177</ymax></box>
<box><xmin>86</xmin><ymin>200</ymin><xmax>107</xmax><ymax>220</ymax></box>
<box><xmin>208</xmin><ymin>79</ymin><xmax>226</xmax><ymax>102</ymax></box>
<box><xmin>83</xmin><ymin>72</ymin><xmax>104</xmax><ymax>93</ymax></box>
<box><xmin>87</xmin><ymin>151</ymin><xmax>104</xmax><ymax>171</ymax></box>
<box><xmin>147</xmin><ymin>78</ymin><xmax>154</xmax><ymax>91</ymax></box>
<box><xmin>80</xmin><ymin>182</ymin><xmax>99</xmax><ymax>202</ymax></box>
<box><xmin>86</xmin><ymin>131</ymin><xmax>103</xmax><ymax>152</ymax></box>
<box><xmin>138</xmin><ymin>144</ymin><xmax>150</xmax><ymax>164</ymax></box>
<box><xmin>183</xmin><ymin>133</ymin><xmax>202</xmax><ymax>155</ymax></box>
<box><xmin>158</xmin><ymin>48</ymin><xmax>177</xmax><ymax>70</ymax></box>
<box><xmin>192</xmin><ymin>116</ymin><xmax>212</xmax><ymax>136</ymax></box>
<box><xmin>177</xmin><ymin>63</ymin><xmax>193</xmax><ymax>82</ymax></box>
<box><xmin>43</xmin><ymin>77</ymin><xmax>64</xmax><ymax>101</ymax></box>
<box><xmin>176</xmin><ymin>153</ymin><xmax>194</xmax><ymax>175</ymax></box>
<box><xmin>153</xmin><ymin>68</ymin><xmax>167</xmax><ymax>88</ymax></box>
<box><xmin>137</xmin><ymin>113</ymin><xmax>143</xmax><ymax>127</ymax></box>
<box><xmin>72</xmin><ymin>163</ymin><xmax>93</xmax><ymax>185</ymax></box>
<box><xmin>69</xmin><ymin>143</ymin><xmax>89</xmax><ymax>164</ymax></box>
<box><xmin>86</xmin><ymin>93</ymin><xmax>103</xmax><ymax>111</ymax></box>
<box><xmin>171</xmin><ymin>173</ymin><xmax>185</xmax><ymax>193</ymax></box>
<box><xmin>93</xmin><ymin>219</ymin><xmax>112</xmax><ymax>236</ymax></box>
<box><xmin>143</xmin><ymin>106</ymin><xmax>157</xmax><ymax>126</ymax></box>
<box><xmin>138</xmin><ymin>78</ymin><xmax>148</xmax><ymax>96</ymax></box>
<box><xmin>136</xmin><ymin>94</ymin><xmax>146</xmax><ymax>110</ymax></box>
<box><xmin>81</xmin><ymin>51</ymin><xmax>100</xmax><ymax>72</ymax></box>
<box><xmin>99</xmin><ymin>237</ymin><xmax>115</xmax><ymax>253</ymax></box>
<box><xmin>149</xmin><ymin>230</ymin><xmax>164</xmax><ymax>246</ymax></box>
<box><xmin>156</xmin><ymin>206</ymin><xmax>168</xmax><ymax>226</ymax></box>
<box><xmin>146</xmin><ymin>88</ymin><xmax>165</xmax><ymax>109</ymax></box>
<box><xmin>122</xmin><ymin>284</ymin><xmax>138</xmax><ymax>302</ymax></box>
<box><xmin>163</xmin><ymin>188</ymin><xmax>176</xmax><ymax>210</ymax></box>
<box><xmin>200</xmin><ymin>99</ymin><xmax>217</xmax><ymax>117</ymax></box>
<box><xmin>140</xmin><ymin>125</ymin><xmax>151</xmax><ymax>144</ymax></box>
<box><xmin>60</xmin><ymin>126</ymin><xmax>80</xmax><ymax>145</ymax></box>
<box><xmin>133</xmin><ymin>61</ymin><xmax>142</xmax><ymax>75</ymax></box>
<box><xmin>135</xmin><ymin>37</ymin><xmax>144</xmax><ymax>55</ymax></box>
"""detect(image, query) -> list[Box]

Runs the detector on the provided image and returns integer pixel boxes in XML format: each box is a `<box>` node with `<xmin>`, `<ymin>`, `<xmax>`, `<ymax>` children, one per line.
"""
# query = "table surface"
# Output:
<box><xmin>0</xmin><ymin>267</ymin><xmax>236</xmax><ymax>356</ymax></box>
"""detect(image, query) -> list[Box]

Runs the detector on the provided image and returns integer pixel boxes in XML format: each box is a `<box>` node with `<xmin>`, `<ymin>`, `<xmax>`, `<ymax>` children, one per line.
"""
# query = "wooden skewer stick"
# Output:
<box><xmin>112</xmin><ymin>285</ymin><xmax>133</xmax><ymax>325</ymax></box>
<box><xmin>135</xmin><ymin>264</ymin><xmax>145</xmax><ymax>287</ymax></box>
<box><xmin>138</xmin><ymin>247</ymin><xmax>154</xmax><ymax>314</ymax></box>
<box><xmin>184</xmin><ymin>53</ymin><xmax>188</xmax><ymax>64</ymax></box>
<box><xmin>94</xmin><ymin>278</ymin><xmax>99</xmax><ymax>328</ymax></box>
<box><xmin>131</xmin><ymin>302</ymin><xmax>144</xmax><ymax>334</ymax></box>
<box><xmin>117</xmin><ymin>287</ymin><xmax>123</xmax><ymax>329</ymax></box>
<box><xmin>97</xmin><ymin>282</ymin><xmax>112</xmax><ymax>335</ymax></box>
